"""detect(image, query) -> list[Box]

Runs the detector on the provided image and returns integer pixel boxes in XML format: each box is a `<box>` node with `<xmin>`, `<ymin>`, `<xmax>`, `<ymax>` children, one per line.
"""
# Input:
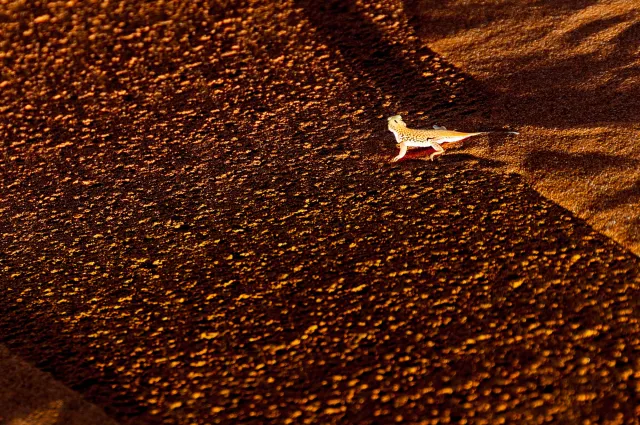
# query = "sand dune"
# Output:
<box><xmin>404</xmin><ymin>0</ymin><xmax>640</xmax><ymax>253</ymax></box>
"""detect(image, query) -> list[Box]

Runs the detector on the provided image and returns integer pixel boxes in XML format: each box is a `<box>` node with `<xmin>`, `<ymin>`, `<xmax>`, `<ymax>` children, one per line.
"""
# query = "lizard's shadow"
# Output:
<box><xmin>441</xmin><ymin>153</ymin><xmax>506</xmax><ymax>168</ymax></box>
<box><xmin>399</xmin><ymin>148</ymin><xmax>506</xmax><ymax>168</ymax></box>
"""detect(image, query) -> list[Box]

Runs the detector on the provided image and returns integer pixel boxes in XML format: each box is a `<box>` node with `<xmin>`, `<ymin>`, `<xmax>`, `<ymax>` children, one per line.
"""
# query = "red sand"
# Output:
<box><xmin>1</xmin><ymin>1</ymin><xmax>640</xmax><ymax>423</ymax></box>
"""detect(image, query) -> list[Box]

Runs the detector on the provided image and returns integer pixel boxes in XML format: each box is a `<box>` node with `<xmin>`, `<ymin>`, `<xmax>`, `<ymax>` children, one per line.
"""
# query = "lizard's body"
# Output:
<box><xmin>387</xmin><ymin>115</ymin><xmax>518</xmax><ymax>162</ymax></box>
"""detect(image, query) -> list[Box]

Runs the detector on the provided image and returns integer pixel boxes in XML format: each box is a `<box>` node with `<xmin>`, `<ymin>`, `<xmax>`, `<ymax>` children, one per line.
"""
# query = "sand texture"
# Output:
<box><xmin>404</xmin><ymin>0</ymin><xmax>640</xmax><ymax>254</ymax></box>
<box><xmin>1</xmin><ymin>0</ymin><xmax>640</xmax><ymax>424</ymax></box>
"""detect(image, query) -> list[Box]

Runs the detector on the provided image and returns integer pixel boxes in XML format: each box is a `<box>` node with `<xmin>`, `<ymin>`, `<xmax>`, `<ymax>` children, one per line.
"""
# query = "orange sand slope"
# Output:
<box><xmin>0</xmin><ymin>344</ymin><xmax>118</xmax><ymax>425</ymax></box>
<box><xmin>404</xmin><ymin>0</ymin><xmax>639</xmax><ymax>254</ymax></box>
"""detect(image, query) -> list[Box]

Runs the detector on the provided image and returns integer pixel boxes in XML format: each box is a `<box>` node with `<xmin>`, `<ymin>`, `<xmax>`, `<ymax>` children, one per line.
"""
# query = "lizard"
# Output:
<box><xmin>387</xmin><ymin>115</ymin><xmax>518</xmax><ymax>162</ymax></box>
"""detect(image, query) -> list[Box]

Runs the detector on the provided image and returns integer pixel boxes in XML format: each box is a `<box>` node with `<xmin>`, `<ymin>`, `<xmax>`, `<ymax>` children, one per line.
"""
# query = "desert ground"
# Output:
<box><xmin>1</xmin><ymin>0</ymin><xmax>639</xmax><ymax>424</ymax></box>
<box><xmin>406</xmin><ymin>0</ymin><xmax>640</xmax><ymax>255</ymax></box>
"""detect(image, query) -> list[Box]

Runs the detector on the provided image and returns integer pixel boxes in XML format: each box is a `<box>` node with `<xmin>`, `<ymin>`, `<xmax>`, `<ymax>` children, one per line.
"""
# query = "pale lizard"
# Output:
<box><xmin>387</xmin><ymin>115</ymin><xmax>518</xmax><ymax>162</ymax></box>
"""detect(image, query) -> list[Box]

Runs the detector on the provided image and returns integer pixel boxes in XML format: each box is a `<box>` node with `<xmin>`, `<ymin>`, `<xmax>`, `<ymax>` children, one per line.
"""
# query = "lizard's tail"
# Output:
<box><xmin>481</xmin><ymin>131</ymin><xmax>519</xmax><ymax>135</ymax></box>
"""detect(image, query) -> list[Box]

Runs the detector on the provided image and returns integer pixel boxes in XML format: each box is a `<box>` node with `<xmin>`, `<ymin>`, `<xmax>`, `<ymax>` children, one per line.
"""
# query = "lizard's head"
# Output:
<box><xmin>387</xmin><ymin>115</ymin><xmax>406</xmax><ymax>131</ymax></box>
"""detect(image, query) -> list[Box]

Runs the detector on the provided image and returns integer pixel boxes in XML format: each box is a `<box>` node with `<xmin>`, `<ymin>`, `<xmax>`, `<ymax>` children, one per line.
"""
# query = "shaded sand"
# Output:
<box><xmin>0</xmin><ymin>345</ymin><xmax>118</xmax><ymax>425</ymax></box>
<box><xmin>1</xmin><ymin>0</ymin><xmax>640</xmax><ymax>423</ymax></box>
<box><xmin>402</xmin><ymin>0</ymin><xmax>640</xmax><ymax>254</ymax></box>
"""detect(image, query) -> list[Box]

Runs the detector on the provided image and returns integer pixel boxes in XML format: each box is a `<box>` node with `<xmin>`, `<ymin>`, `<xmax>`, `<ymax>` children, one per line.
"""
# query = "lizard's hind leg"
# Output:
<box><xmin>428</xmin><ymin>142</ymin><xmax>445</xmax><ymax>161</ymax></box>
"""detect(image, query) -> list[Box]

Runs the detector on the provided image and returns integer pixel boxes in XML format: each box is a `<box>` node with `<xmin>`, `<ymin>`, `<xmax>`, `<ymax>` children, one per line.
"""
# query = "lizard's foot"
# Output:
<box><xmin>429</xmin><ymin>152</ymin><xmax>444</xmax><ymax>161</ymax></box>
<box><xmin>391</xmin><ymin>143</ymin><xmax>407</xmax><ymax>163</ymax></box>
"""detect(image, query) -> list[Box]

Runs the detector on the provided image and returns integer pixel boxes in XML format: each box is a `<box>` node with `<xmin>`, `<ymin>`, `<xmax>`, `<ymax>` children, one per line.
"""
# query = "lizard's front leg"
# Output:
<box><xmin>429</xmin><ymin>141</ymin><xmax>445</xmax><ymax>161</ymax></box>
<box><xmin>391</xmin><ymin>142</ymin><xmax>407</xmax><ymax>162</ymax></box>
